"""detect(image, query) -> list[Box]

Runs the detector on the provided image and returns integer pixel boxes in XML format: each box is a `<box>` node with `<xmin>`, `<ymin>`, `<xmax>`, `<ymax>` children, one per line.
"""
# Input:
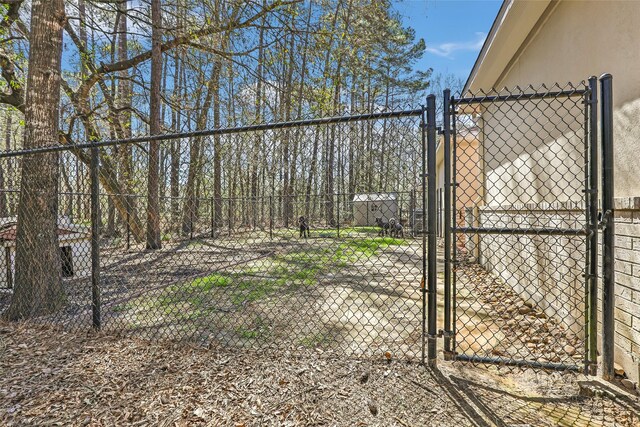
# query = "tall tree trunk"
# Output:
<box><xmin>116</xmin><ymin>0</ymin><xmax>140</xmax><ymax>241</ymax></box>
<box><xmin>212</xmin><ymin>61</ymin><xmax>223</xmax><ymax>229</ymax></box>
<box><xmin>170</xmin><ymin>50</ymin><xmax>182</xmax><ymax>228</ymax></box>
<box><xmin>181</xmin><ymin>70</ymin><xmax>216</xmax><ymax>235</ymax></box>
<box><xmin>5</xmin><ymin>0</ymin><xmax>65</xmax><ymax>320</ymax></box>
<box><xmin>0</xmin><ymin>109</ymin><xmax>9</xmax><ymax>217</ymax></box>
<box><xmin>250</xmin><ymin>4</ymin><xmax>266</xmax><ymax>223</ymax></box>
<box><xmin>146</xmin><ymin>0</ymin><xmax>162</xmax><ymax>249</ymax></box>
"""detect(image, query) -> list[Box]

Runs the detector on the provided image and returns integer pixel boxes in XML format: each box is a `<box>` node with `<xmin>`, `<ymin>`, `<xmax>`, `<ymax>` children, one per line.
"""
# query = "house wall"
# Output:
<box><xmin>491</xmin><ymin>0</ymin><xmax>640</xmax><ymax>198</ymax></box>
<box><xmin>474</xmin><ymin>203</ymin><xmax>586</xmax><ymax>337</ymax></box>
<box><xmin>472</xmin><ymin>198</ymin><xmax>640</xmax><ymax>383</ymax></box>
<box><xmin>436</xmin><ymin>130</ymin><xmax>482</xmax><ymax>243</ymax></box>
<box><xmin>468</xmin><ymin>1</ymin><xmax>640</xmax><ymax>382</ymax></box>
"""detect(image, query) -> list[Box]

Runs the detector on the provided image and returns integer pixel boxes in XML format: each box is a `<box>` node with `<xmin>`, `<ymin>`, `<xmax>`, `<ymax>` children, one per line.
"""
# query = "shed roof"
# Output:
<box><xmin>0</xmin><ymin>222</ymin><xmax>90</xmax><ymax>242</ymax></box>
<box><xmin>352</xmin><ymin>193</ymin><xmax>397</xmax><ymax>202</ymax></box>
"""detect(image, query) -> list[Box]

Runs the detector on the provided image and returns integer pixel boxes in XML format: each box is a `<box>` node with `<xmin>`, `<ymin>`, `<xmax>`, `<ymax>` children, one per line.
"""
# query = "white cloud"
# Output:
<box><xmin>426</xmin><ymin>32</ymin><xmax>486</xmax><ymax>59</ymax></box>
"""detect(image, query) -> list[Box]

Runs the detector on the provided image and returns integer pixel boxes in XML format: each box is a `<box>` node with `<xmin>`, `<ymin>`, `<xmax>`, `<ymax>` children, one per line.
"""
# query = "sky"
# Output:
<box><xmin>393</xmin><ymin>0</ymin><xmax>502</xmax><ymax>83</ymax></box>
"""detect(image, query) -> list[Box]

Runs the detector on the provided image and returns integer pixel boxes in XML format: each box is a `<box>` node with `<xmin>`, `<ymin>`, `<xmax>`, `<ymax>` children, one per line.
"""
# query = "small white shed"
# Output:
<box><xmin>352</xmin><ymin>193</ymin><xmax>398</xmax><ymax>227</ymax></box>
<box><xmin>0</xmin><ymin>217</ymin><xmax>91</xmax><ymax>289</ymax></box>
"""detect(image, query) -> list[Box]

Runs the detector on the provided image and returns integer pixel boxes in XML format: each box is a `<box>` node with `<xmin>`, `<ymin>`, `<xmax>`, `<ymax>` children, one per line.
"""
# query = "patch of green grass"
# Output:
<box><xmin>236</xmin><ymin>316</ymin><xmax>267</xmax><ymax>339</ymax></box>
<box><xmin>112</xmin><ymin>304</ymin><xmax>128</xmax><ymax>313</ymax></box>
<box><xmin>299</xmin><ymin>332</ymin><xmax>332</xmax><ymax>347</ymax></box>
<box><xmin>341</xmin><ymin>226</ymin><xmax>381</xmax><ymax>234</ymax></box>
<box><xmin>116</xmin><ymin>234</ymin><xmax>410</xmax><ymax>327</ymax></box>
<box><xmin>337</xmin><ymin>236</ymin><xmax>406</xmax><ymax>260</ymax></box>
<box><xmin>189</xmin><ymin>273</ymin><xmax>232</xmax><ymax>291</ymax></box>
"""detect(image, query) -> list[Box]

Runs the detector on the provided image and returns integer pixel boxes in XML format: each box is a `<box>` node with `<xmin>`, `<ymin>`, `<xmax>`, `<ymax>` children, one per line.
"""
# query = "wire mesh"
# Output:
<box><xmin>0</xmin><ymin>110</ymin><xmax>427</xmax><ymax>360</ymax></box>
<box><xmin>445</xmin><ymin>83</ymin><xmax>594</xmax><ymax>371</ymax></box>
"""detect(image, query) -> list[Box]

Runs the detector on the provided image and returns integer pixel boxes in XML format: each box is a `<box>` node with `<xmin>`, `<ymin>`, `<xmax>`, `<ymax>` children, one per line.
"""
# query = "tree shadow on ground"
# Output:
<box><xmin>435</xmin><ymin>371</ymin><xmax>640</xmax><ymax>426</ymax></box>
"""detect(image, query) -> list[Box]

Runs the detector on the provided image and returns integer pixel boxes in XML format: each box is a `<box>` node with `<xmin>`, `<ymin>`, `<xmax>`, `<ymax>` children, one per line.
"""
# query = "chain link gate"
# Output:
<box><xmin>430</xmin><ymin>79</ymin><xmax>602</xmax><ymax>372</ymax></box>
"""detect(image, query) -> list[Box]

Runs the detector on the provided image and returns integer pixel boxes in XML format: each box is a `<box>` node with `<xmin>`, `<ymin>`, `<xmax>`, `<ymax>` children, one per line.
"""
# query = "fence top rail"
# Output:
<box><xmin>0</xmin><ymin>108</ymin><xmax>425</xmax><ymax>160</ymax></box>
<box><xmin>452</xmin><ymin>88</ymin><xmax>589</xmax><ymax>105</ymax></box>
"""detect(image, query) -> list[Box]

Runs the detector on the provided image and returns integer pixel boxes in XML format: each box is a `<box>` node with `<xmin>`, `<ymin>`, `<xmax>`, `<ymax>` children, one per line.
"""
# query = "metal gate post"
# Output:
<box><xmin>426</xmin><ymin>95</ymin><xmax>438</xmax><ymax>366</ymax></box>
<box><xmin>90</xmin><ymin>146</ymin><xmax>101</xmax><ymax>329</ymax></box>
<box><xmin>600</xmin><ymin>74</ymin><xmax>615</xmax><ymax>380</ymax></box>
<box><xmin>420</xmin><ymin>105</ymin><xmax>427</xmax><ymax>365</ymax></box>
<box><xmin>587</xmin><ymin>76</ymin><xmax>599</xmax><ymax>375</ymax></box>
<box><xmin>442</xmin><ymin>89</ymin><xmax>453</xmax><ymax>357</ymax></box>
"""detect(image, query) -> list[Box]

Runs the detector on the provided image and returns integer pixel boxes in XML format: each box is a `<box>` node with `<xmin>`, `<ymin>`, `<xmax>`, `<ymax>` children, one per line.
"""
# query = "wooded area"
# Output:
<box><xmin>0</xmin><ymin>0</ymin><xmax>433</xmax><ymax>318</ymax></box>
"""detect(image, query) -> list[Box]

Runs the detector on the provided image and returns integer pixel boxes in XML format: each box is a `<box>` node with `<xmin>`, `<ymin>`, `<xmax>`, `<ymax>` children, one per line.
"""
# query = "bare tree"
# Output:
<box><xmin>4</xmin><ymin>0</ymin><xmax>66</xmax><ymax>320</ymax></box>
<box><xmin>147</xmin><ymin>0</ymin><xmax>162</xmax><ymax>249</ymax></box>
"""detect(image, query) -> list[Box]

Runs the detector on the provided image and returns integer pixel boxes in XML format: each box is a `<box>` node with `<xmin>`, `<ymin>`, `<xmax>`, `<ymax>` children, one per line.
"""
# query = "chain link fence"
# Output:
<box><xmin>0</xmin><ymin>78</ymin><xmax>616</xmax><ymax>373</ymax></box>
<box><xmin>0</xmin><ymin>109</ymin><xmax>428</xmax><ymax>360</ymax></box>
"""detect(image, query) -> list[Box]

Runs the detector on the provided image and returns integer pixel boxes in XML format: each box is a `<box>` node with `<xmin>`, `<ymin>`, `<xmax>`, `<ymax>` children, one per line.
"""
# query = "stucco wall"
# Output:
<box><xmin>473</xmin><ymin>202</ymin><xmax>586</xmax><ymax>337</ymax></box>
<box><xmin>490</xmin><ymin>0</ymin><xmax>640</xmax><ymax>198</ymax></box>
<box><xmin>472</xmin><ymin>198</ymin><xmax>640</xmax><ymax>383</ymax></box>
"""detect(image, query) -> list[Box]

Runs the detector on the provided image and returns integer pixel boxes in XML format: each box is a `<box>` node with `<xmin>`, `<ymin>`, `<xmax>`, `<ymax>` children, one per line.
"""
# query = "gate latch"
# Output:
<box><xmin>598</xmin><ymin>210</ymin><xmax>613</xmax><ymax>230</ymax></box>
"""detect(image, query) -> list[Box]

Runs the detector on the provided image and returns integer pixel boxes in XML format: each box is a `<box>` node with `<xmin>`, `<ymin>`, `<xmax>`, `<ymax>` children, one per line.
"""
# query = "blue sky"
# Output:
<box><xmin>393</xmin><ymin>0</ymin><xmax>502</xmax><ymax>81</ymax></box>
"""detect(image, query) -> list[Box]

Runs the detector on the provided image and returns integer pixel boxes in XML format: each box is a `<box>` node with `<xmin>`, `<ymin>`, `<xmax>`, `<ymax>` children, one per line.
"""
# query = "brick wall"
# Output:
<box><xmin>608</xmin><ymin>197</ymin><xmax>640</xmax><ymax>382</ymax></box>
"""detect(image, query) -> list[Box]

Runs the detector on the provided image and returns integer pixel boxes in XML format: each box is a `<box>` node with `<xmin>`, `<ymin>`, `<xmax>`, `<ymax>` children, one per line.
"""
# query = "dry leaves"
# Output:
<box><xmin>0</xmin><ymin>322</ymin><xmax>638</xmax><ymax>426</ymax></box>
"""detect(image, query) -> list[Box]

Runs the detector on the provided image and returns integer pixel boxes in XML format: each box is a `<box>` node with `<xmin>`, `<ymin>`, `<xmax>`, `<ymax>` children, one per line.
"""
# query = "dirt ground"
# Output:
<box><xmin>1</xmin><ymin>230</ymin><xmax>425</xmax><ymax>359</ymax></box>
<box><xmin>1</xmin><ymin>322</ymin><xmax>639</xmax><ymax>427</ymax></box>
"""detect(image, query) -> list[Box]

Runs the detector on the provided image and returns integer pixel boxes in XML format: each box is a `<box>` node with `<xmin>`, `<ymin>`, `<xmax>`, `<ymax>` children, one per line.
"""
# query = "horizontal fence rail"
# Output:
<box><xmin>0</xmin><ymin>109</ymin><xmax>424</xmax><ymax>159</ymax></box>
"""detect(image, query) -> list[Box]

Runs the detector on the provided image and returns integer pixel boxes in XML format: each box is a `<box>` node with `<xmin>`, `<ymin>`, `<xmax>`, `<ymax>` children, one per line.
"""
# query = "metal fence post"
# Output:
<box><xmin>443</xmin><ymin>89</ymin><xmax>453</xmax><ymax>357</ymax></box>
<box><xmin>336</xmin><ymin>193</ymin><xmax>340</xmax><ymax>238</ymax></box>
<box><xmin>125</xmin><ymin>203</ymin><xmax>130</xmax><ymax>251</ymax></box>
<box><xmin>90</xmin><ymin>146</ymin><xmax>101</xmax><ymax>329</ymax></box>
<box><xmin>228</xmin><ymin>198</ymin><xmax>232</xmax><ymax>237</ymax></box>
<box><xmin>586</xmin><ymin>76</ymin><xmax>599</xmax><ymax>375</ymax></box>
<box><xmin>600</xmin><ymin>74</ymin><xmax>615</xmax><ymax>380</ymax></box>
<box><xmin>426</xmin><ymin>95</ymin><xmax>438</xmax><ymax>366</ymax></box>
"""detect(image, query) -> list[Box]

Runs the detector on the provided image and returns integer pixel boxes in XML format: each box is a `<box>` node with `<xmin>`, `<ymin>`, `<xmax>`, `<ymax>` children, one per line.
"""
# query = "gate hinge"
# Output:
<box><xmin>437</xmin><ymin>329</ymin><xmax>455</xmax><ymax>339</ymax></box>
